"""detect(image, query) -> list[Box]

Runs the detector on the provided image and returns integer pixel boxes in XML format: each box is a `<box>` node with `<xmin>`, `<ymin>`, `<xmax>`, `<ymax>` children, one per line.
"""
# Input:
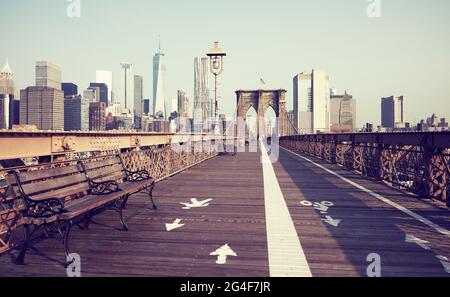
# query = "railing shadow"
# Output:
<box><xmin>275</xmin><ymin>147</ymin><xmax>449</xmax><ymax>276</ymax></box>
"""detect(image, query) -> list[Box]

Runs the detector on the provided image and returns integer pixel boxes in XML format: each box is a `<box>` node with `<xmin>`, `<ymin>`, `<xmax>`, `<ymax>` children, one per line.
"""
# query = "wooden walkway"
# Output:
<box><xmin>0</xmin><ymin>147</ymin><xmax>449</xmax><ymax>277</ymax></box>
<box><xmin>275</xmin><ymin>147</ymin><xmax>450</xmax><ymax>277</ymax></box>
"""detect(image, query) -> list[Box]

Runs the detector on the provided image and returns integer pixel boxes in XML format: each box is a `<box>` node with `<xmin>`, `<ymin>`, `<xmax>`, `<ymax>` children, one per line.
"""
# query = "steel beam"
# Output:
<box><xmin>0</xmin><ymin>131</ymin><xmax>233</xmax><ymax>160</ymax></box>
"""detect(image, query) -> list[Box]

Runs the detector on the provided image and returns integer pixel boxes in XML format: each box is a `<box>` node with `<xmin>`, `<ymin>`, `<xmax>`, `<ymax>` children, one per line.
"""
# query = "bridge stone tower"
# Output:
<box><xmin>236</xmin><ymin>89</ymin><xmax>287</xmax><ymax>138</ymax></box>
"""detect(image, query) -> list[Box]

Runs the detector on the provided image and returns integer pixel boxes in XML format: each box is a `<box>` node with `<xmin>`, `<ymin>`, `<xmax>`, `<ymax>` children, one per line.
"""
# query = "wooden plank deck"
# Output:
<box><xmin>0</xmin><ymin>152</ymin><xmax>268</xmax><ymax>277</ymax></box>
<box><xmin>0</xmin><ymin>148</ymin><xmax>449</xmax><ymax>277</ymax></box>
<box><xmin>276</xmin><ymin>147</ymin><xmax>450</xmax><ymax>277</ymax></box>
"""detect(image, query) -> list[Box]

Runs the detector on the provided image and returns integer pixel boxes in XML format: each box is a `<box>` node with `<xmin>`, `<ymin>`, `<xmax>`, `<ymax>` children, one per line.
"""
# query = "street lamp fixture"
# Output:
<box><xmin>207</xmin><ymin>41</ymin><xmax>226</xmax><ymax>122</ymax></box>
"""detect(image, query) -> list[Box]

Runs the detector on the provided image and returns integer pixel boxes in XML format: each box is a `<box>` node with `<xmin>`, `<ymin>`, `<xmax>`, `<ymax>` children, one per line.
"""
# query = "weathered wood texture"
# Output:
<box><xmin>0</xmin><ymin>143</ymin><xmax>218</xmax><ymax>254</ymax></box>
<box><xmin>0</xmin><ymin>149</ymin><xmax>449</xmax><ymax>277</ymax></box>
<box><xmin>275</xmin><ymin>147</ymin><xmax>450</xmax><ymax>277</ymax></box>
<box><xmin>0</xmin><ymin>152</ymin><xmax>268</xmax><ymax>277</ymax></box>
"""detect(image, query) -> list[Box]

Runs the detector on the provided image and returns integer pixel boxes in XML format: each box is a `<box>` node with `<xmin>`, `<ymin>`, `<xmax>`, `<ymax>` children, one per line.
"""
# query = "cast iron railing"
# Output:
<box><xmin>280</xmin><ymin>132</ymin><xmax>450</xmax><ymax>207</ymax></box>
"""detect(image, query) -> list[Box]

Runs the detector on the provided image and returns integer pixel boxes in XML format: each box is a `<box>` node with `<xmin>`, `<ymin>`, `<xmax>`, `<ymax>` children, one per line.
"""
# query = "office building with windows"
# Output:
<box><xmin>89</xmin><ymin>101</ymin><xmax>106</xmax><ymax>131</ymax></box>
<box><xmin>381</xmin><ymin>96</ymin><xmax>404</xmax><ymax>128</ymax></box>
<box><xmin>36</xmin><ymin>61</ymin><xmax>62</xmax><ymax>90</ymax></box>
<box><xmin>96</xmin><ymin>70</ymin><xmax>114</xmax><ymax>104</ymax></box>
<box><xmin>143</xmin><ymin>99</ymin><xmax>150</xmax><ymax>116</ymax></box>
<box><xmin>20</xmin><ymin>87</ymin><xmax>64</xmax><ymax>131</ymax></box>
<box><xmin>293</xmin><ymin>70</ymin><xmax>330</xmax><ymax>134</ymax></box>
<box><xmin>133</xmin><ymin>75</ymin><xmax>143</xmax><ymax>129</ymax></box>
<box><xmin>64</xmin><ymin>95</ymin><xmax>89</xmax><ymax>131</ymax></box>
<box><xmin>84</xmin><ymin>87</ymin><xmax>100</xmax><ymax>103</ymax></box>
<box><xmin>62</xmin><ymin>83</ymin><xmax>78</xmax><ymax>98</ymax></box>
<box><xmin>0</xmin><ymin>58</ymin><xmax>19</xmax><ymax>129</ymax></box>
<box><xmin>177</xmin><ymin>90</ymin><xmax>190</xmax><ymax>118</ymax></box>
<box><xmin>330</xmin><ymin>91</ymin><xmax>356</xmax><ymax>132</ymax></box>
<box><xmin>89</xmin><ymin>82</ymin><xmax>109</xmax><ymax>106</ymax></box>
<box><xmin>193</xmin><ymin>57</ymin><xmax>211</xmax><ymax>125</ymax></box>
<box><xmin>20</xmin><ymin>61</ymin><xmax>64</xmax><ymax>131</ymax></box>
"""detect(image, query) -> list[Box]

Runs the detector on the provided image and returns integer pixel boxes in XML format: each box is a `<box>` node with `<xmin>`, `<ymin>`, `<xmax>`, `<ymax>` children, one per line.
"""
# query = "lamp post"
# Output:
<box><xmin>207</xmin><ymin>42</ymin><xmax>226</xmax><ymax>129</ymax></box>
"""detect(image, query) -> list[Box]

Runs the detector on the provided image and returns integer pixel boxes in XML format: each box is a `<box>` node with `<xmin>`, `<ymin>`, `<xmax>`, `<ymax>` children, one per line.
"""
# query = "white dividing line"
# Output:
<box><xmin>261</xmin><ymin>143</ymin><xmax>312</xmax><ymax>277</ymax></box>
<box><xmin>281</xmin><ymin>146</ymin><xmax>450</xmax><ymax>237</ymax></box>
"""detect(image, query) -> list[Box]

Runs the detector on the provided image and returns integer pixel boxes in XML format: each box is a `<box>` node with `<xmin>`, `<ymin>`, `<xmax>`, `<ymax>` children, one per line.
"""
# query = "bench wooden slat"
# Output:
<box><xmin>9</xmin><ymin>165</ymin><xmax>81</xmax><ymax>185</ymax></box>
<box><xmin>119</xmin><ymin>178</ymin><xmax>155</xmax><ymax>193</ymax></box>
<box><xmin>59</xmin><ymin>191</ymin><xmax>125</xmax><ymax>220</ymax></box>
<box><xmin>30</xmin><ymin>183</ymin><xmax>91</xmax><ymax>201</ymax></box>
<box><xmin>82</xmin><ymin>158</ymin><xmax>121</xmax><ymax>170</ymax></box>
<box><xmin>20</xmin><ymin>173</ymin><xmax>89</xmax><ymax>196</ymax></box>
<box><xmin>92</xmin><ymin>172</ymin><xmax>127</xmax><ymax>184</ymax></box>
<box><xmin>87</xmin><ymin>164</ymin><xmax>125</xmax><ymax>181</ymax></box>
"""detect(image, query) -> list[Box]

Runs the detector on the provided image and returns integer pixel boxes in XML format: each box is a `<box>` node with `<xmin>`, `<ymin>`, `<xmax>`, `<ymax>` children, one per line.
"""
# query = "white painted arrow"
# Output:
<box><xmin>180</xmin><ymin>198</ymin><xmax>213</xmax><ymax>210</ymax></box>
<box><xmin>165</xmin><ymin>219</ymin><xmax>185</xmax><ymax>231</ymax></box>
<box><xmin>210</xmin><ymin>244</ymin><xmax>237</xmax><ymax>265</ymax></box>
<box><xmin>436</xmin><ymin>255</ymin><xmax>450</xmax><ymax>273</ymax></box>
<box><xmin>405</xmin><ymin>234</ymin><xmax>431</xmax><ymax>250</ymax></box>
<box><xmin>322</xmin><ymin>216</ymin><xmax>341</xmax><ymax>227</ymax></box>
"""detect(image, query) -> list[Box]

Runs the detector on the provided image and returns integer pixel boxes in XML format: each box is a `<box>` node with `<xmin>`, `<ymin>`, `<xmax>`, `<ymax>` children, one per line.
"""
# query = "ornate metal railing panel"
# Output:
<box><xmin>281</xmin><ymin>132</ymin><xmax>450</xmax><ymax>208</ymax></box>
<box><xmin>0</xmin><ymin>141</ymin><xmax>219</xmax><ymax>254</ymax></box>
<box><xmin>122</xmin><ymin>142</ymin><xmax>217</xmax><ymax>181</ymax></box>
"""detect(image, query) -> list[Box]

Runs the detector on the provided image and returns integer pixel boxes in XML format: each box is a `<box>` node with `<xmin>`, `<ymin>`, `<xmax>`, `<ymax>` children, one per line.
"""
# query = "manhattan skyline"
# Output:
<box><xmin>1</xmin><ymin>0</ymin><xmax>450</xmax><ymax>127</ymax></box>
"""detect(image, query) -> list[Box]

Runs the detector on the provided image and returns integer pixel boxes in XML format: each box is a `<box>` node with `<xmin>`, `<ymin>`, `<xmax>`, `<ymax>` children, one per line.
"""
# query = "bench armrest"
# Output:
<box><xmin>126</xmin><ymin>170</ymin><xmax>152</xmax><ymax>182</ymax></box>
<box><xmin>25</xmin><ymin>197</ymin><xmax>66</xmax><ymax>218</ymax></box>
<box><xmin>91</xmin><ymin>180</ymin><xmax>121</xmax><ymax>195</ymax></box>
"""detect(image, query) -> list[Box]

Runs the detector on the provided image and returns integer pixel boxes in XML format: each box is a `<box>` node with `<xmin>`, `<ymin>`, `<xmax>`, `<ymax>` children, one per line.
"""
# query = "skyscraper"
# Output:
<box><xmin>143</xmin><ymin>99</ymin><xmax>150</xmax><ymax>116</ymax></box>
<box><xmin>330</xmin><ymin>91</ymin><xmax>356</xmax><ymax>132</ymax></box>
<box><xmin>96</xmin><ymin>70</ymin><xmax>114</xmax><ymax>104</ymax></box>
<box><xmin>120</xmin><ymin>63</ymin><xmax>134</xmax><ymax>113</ymax></box>
<box><xmin>0</xmin><ymin>93</ymin><xmax>11</xmax><ymax>129</ymax></box>
<box><xmin>84</xmin><ymin>87</ymin><xmax>100</xmax><ymax>103</ymax></box>
<box><xmin>64</xmin><ymin>95</ymin><xmax>89</xmax><ymax>131</ymax></box>
<box><xmin>89</xmin><ymin>82</ymin><xmax>108</xmax><ymax>106</ymax></box>
<box><xmin>381</xmin><ymin>96</ymin><xmax>404</xmax><ymax>128</ymax></box>
<box><xmin>20</xmin><ymin>61</ymin><xmax>64</xmax><ymax>131</ymax></box>
<box><xmin>20</xmin><ymin>87</ymin><xmax>64</xmax><ymax>131</ymax></box>
<box><xmin>61</xmin><ymin>83</ymin><xmax>78</xmax><ymax>98</ymax></box>
<box><xmin>153</xmin><ymin>45</ymin><xmax>166</xmax><ymax>118</ymax></box>
<box><xmin>193</xmin><ymin>57</ymin><xmax>211</xmax><ymax>125</ymax></box>
<box><xmin>89</xmin><ymin>102</ymin><xmax>106</xmax><ymax>131</ymax></box>
<box><xmin>0</xmin><ymin>58</ymin><xmax>19</xmax><ymax>129</ymax></box>
<box><xmin>177</xmin><ymin>90</ymin><xmax>190</xmax><ymax>118</ymax></box>
<box><xmin>293</xmin><ymin>70</ymin><xmax>330</xmax><ymax>134</ymax></box>
<box><xmin>36</xmin><ymin>61</ymin><xmax>62</xmax><ymax>90</ymax></box>
<box><xmin>62</xmin><ymin>82</ymin><xmax>88</xmax><ymax>132</ymax></box>
<box><xmin>0</xmin><ymin>59</ymin><xmax>14</xmax><ymax>97</ymax></box>
<box><xmin>133</xmin><ymin>75</ymin><xmax>143</xmax><ymax>130</ymax></box>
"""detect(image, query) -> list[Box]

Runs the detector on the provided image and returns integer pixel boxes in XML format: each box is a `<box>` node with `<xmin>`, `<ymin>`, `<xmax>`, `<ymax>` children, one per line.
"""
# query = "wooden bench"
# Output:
<box><xmin>5</xmin><ymin>154</ymin><xmax>156</xmax><ymax>266</ymax></box>
<box><xmin>79</xmin><ymin>155</ymin><xmax>156</xmax><ymax>211</ymax></box>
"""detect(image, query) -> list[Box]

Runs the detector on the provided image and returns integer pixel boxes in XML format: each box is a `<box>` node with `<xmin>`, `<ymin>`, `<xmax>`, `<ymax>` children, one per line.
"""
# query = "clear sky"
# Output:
<box><xmin>1</xmin><ymin>0</ymin><xmax>450</xmax><ymax>127</ymax></box>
